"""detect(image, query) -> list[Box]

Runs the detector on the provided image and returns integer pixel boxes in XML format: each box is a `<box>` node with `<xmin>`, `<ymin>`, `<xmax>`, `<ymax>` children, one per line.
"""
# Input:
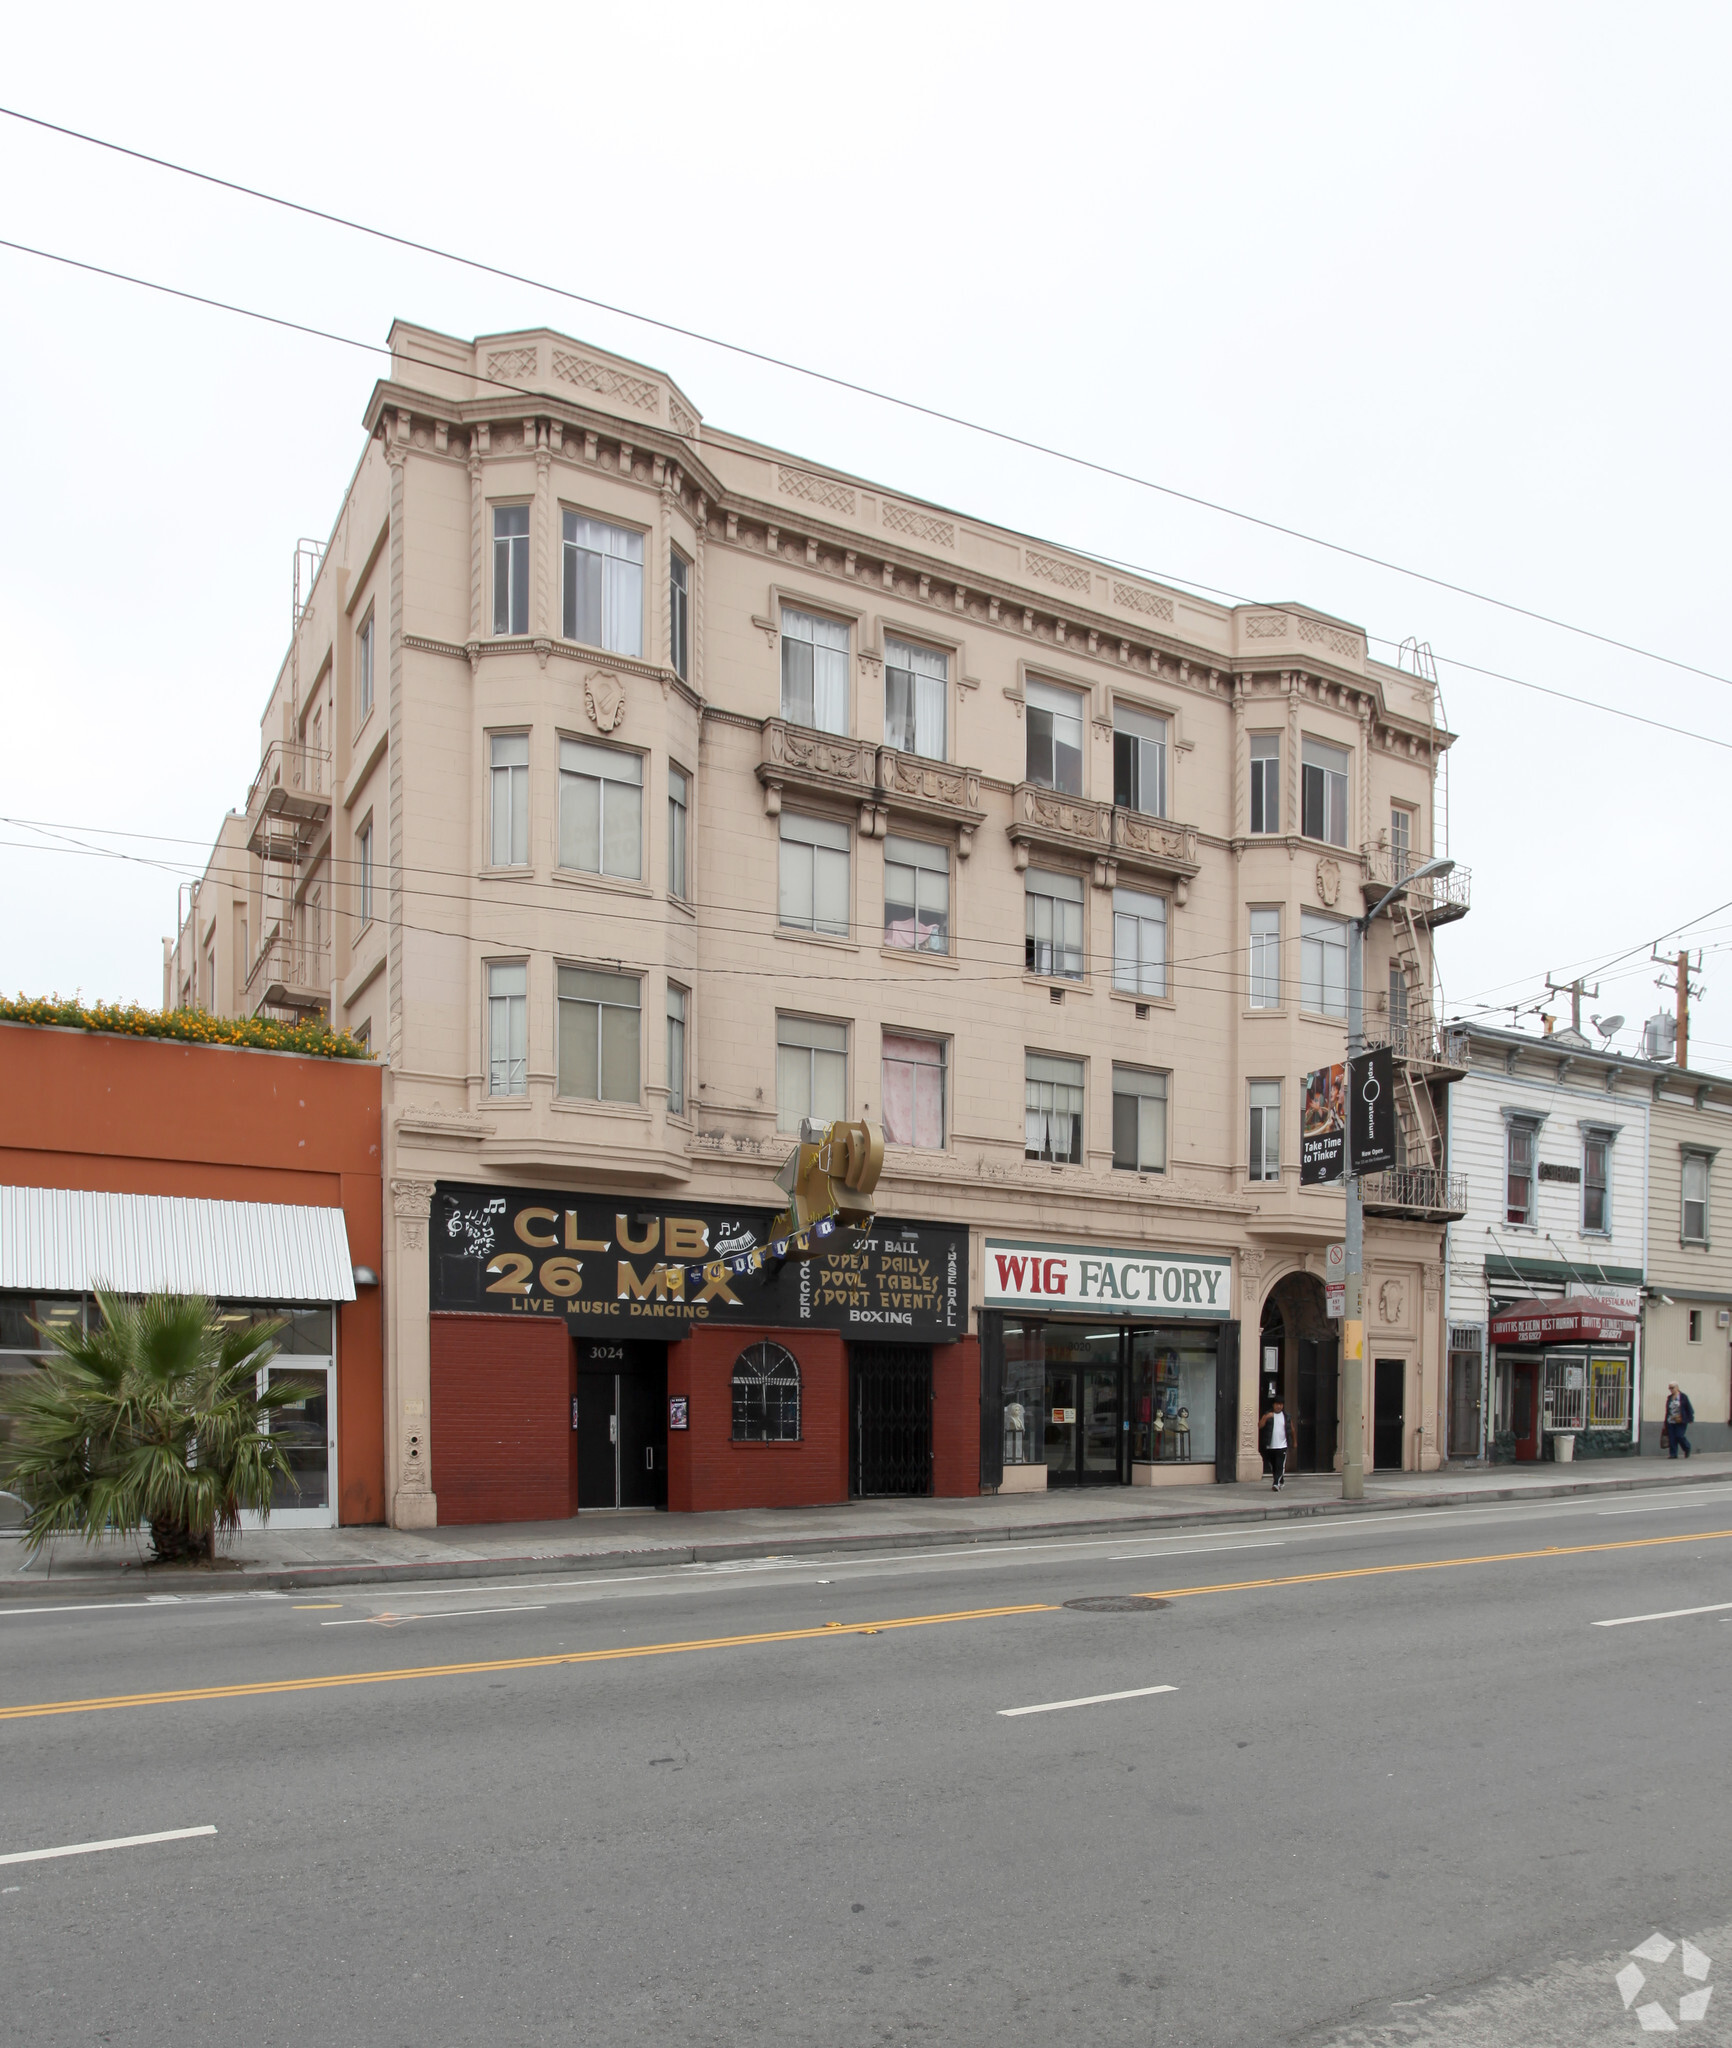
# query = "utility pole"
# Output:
<box><xmin>1544</xmin><ymin>974</ymin><xmax>1599</xmax><ymax>1036</ymax></box>
<box><xmin>1342</xmin><ymin>854</ymin><xmax>1454</xmax><ymax>1502</ymax></box>
<box><xmin>1652</xmin><ymin>948</ymin><xmax>1704</xmax><ymax>1069</ymax></box>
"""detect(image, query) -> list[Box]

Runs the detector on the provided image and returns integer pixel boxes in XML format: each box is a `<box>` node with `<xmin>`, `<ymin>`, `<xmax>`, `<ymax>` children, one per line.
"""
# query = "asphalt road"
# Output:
<box><xmin>3</xmin><ymin>1486</ymin><xmax>1731</xmax><ymax>2048</ymax></box>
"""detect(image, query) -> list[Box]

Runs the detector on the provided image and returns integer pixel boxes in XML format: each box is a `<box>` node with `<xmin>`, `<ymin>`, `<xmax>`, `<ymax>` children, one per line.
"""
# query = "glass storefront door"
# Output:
<box><xmin>260</xmin><ymin>1364</ymin><xmax>335</xmax><ymax>1527</ymax></box>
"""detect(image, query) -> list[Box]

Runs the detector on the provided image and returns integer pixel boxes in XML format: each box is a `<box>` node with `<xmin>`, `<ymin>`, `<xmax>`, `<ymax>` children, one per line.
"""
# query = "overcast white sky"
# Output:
<box><xmin>2</xmin><ymin>2</ymin><xmax>1727</xmax><ymax>1063</ymax></box>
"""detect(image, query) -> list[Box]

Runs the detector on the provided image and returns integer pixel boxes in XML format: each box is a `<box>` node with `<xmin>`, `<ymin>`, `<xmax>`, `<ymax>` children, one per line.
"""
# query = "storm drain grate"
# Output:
<box><xmin>1062</xmin><ymin>1595</ymin><xmax>1170</xmax><ymax>1614</ymax></box>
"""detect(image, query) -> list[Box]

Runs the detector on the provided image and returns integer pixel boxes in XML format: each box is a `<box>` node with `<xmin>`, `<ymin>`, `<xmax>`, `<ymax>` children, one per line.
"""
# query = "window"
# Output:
<box><xmin>357</xmin><ymin>610</ymin><xmax>375</xmax><ymax>722</ymax></box>
<box><xmin>882</xmin><ymin>1032</ymin><xmax>946</xmax><ymax>1149</ymax></box>
<box><xmin>669</xmin><ymin>550</ymin><xmax>690</xmax><ymax>680</ymax></box>
<box><xmin>1112</xmin><ymin>887</ymin><xmax>1166</xmax><ymax>998</ymax></box>
<box><xmin>732</xmin><ymin>1340</ymin><xmax>801</xmax><ymax>1442</ymax></box>
<box><xmin>486</xmin><ymin>962</ymin><xmax>527</xmax><ymax>1096</ymax></box>
<box><xmin>1582</xmin><ymin>1129</ymin><xmax>1612</xmax><ymax>1234</ymax></box>
<box><xmin>1689</xmin><ymin>1309</ymin><xmax>1703</xmax><ymax>1344</ymax></box>
<box><xmin>1113</xmin><ymin>704</ymin><xmax>1167</xmax><ymax>818</ymax></box>
<box><xmin>1390</xmin><ymin>804</ymin><xmax>1414</xmax><ymax>878</ymax></box>
<box><xmin>356</xmin><ymin>821</ymin><xmax>374</xmax><ymax>928</ymax></box>
<box><xmin>776</xmin><ymin>1015</ymin><xmax>847</xmax><ymax>1130</ymax></box>
<box><xmin>666</xmin><ymin>985</ymin><xmax>687</xmax><ymax>1117</ymax></box>
<box><xmin>556</xmin><ymin>966</ymin><xmax>640</xmax><ymax>1103</ymax></box>
<box><xmin>884</xmin><ymin>639</ymin><xmax>946</xmax><ymax>760</ymax></box>
<box><xmin>1112</xmin><ymin>1065</ymin><xmax>1168</xmax><ymax>1173</ymax></box>
<box><xmin>1249</xmin><ymin>734</ymin><xmax>1280</xmax><ymax>834</ymax></box>
<box><xmin>1543</xmin><ymin>1355</ymin><xmax>1587</xmax><ymax>1434</ymax></box>
<box><xmin>559</xmin><ymin>739</ymin><xmax>642</xmax><ymax>879</ymax></box>
<box><xmin>1026</xmin><ymin>1052</ymin><xmax>1084</xmax><ymax>1164</ymax></box>
<box><xmin>1026</xmin><ymin>679</ymin><xmax>1084</xmax><ymax>795</ymax></box>
<box><xmin>780</xmin><ymin>607</ymin><xmax>849</xmax><ymax>735</ymax></box>
<box><xmin>489</xmin><ymin>734</ymin><xmax>529</xmax><ymax>868</ymax></box>
<box><xmin>667</xmin><ymin>766</ymin><xmax>689</xmax><ymax>901</ymax></box>
<box><xmin>1301</xmin><ymin>738</ymin><xmax>1350</xmax><ymax>847</ymax></box>
<box><xmin>779</xmin><ymin>814</ymin><xmax>850</xmax><ymax>936</ymax></box>
<box><xmin>1249</xmin><ymin>908</ymin><xmax>1280</xmax><ymax>1009</ymax></box>
<box><xmin>492</xmin><ymin>505</ymin><xmax>529</xmax><ymax>636</ymax></box>
<box><xmin>1589</xmin><ymin>1355</ymin><xmax>1631</xmax><ymax>1429</ymax></box>
<box><xmin>205</xmin><ymin>949</ymin><xmax>216</xmax><ymax>1007</ymax></box>
<box><xmin>884</xmin><ymin>836</ymin><xmax>949</xmax><ymax>954</ymax></box>
<box><xmin>1026</xmin><ymin>869</ymin><xmax>1084</xmax><ymax>981</ymax></box>
<box><xmin>1300</xmin><ymin>911</ymin><xmax>1348</xmax><ymax>1018</ymax></box>
<box><xmin>1506</xmin><ymin>1116</ymin><xmax>1539</xmax><ymax>1226</ymax></box>
<box><xmin>1249</xmin><ymin>1080</ymin><xmax>1281</xmax><ymax>1181</ymax></box>
<box><xmin>1683</xmin><ymin>1151</ymin><xmax>1711</xmax><ymax>1243</ymax></box>
<box><xmin>562</xmin><ymin>512</ymin><xmax>643</xmax><ymax>656</ymax></box>
<box><xmin>1389</xmin><ymin>963</ymin><xmax>1409</xmax><ymax>1039</ymax></box>
<box><xmin>353</xmin><ymin>1020</ymin><xmax>370</xmax><ymax>1053</ymax></box>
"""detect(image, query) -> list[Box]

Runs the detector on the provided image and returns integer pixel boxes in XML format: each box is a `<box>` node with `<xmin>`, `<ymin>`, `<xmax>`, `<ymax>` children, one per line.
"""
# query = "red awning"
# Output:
<box><xmin>1488</xmin><ymin>1296</ymin><xmax>1639</xmax><ymax>1345</ymax></box>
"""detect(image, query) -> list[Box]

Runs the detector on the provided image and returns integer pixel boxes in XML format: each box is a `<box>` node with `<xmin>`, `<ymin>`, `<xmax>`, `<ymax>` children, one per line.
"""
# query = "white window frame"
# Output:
<box><xmin>881</xmin><ymin>1031</ymin><xmax>947</xmax><ymax>1150</ymax></box>
<box><xmin>555</xmin><ymin>965</ymin><xmax>641</xmax><ymax>1104</ymax></box>
<box><xmin>780</xmin><ymin>607</ymin><xmax>850</xmax><ymax>736</ymax></box>
<box><xmin>357</xmin><ymin>608</ymin><xmax>375</xmax><ymax>724</ymax></box>
<box><xmin>1249</xmin><ymin>733</ymin><xmax>1279</xmax><ymax>834</ymax></box>
<box><xmin>1025</xmin><ymin>678</ymin><xmax>1085</xmax><ymax>796</ymax></box>
<box><xmin>486</xmin><ymin>961</ymin><xmax>528</xmax><ymax>1097</ymax></box>
<box><xmin>669</xmin><ymin>549</ymin><xmax>690</xmax><ymax>681</ymax></box>
<box><xmin>1249</xmin><ymin>1080</ymin><xmax>1281</xmax><ymax>1182</ymax></box>
<box><xmin>492</xmin><ymin>504</ymin><xmax>530</xmax><ymax>636</ymax></box>
<box><xmin>489</xmin><ymin>733</ymin><xmax>530</xmax><ymax>869</ymax></box>
<box><xmin>883</xmin><ymin>835</ymin><xmax>950</xmax><ymax>955</ymax></box>
<box><xmin>1026</xmin><ymin>869</ymin><xmax>1085</xmax><ymax>982</ymax></box>
<box><xmin>562</xmin><ymin>511</ymin><xmax>644</xmax><ymax>657</ymax></box>
<box><xmin>666</xmin><ymin>983</ymin><xmax>688</xmax><ymax>1117</ymax></box>
<box><xmin>1506</xmin><ymin>1115</ymin><xmax>1540</xmax><ymax>1228</ymax></box>
<box><xmin>1581</xmin><ymin>1126</ymin><xmax>1614</xmax><ymax>1236</ymax></box>
<box><xmin>1300</xmin><ymin>910</ymin><xmax>1348</xmax><ymax>1018</ymax></box>
<box><xmin>558</xmin><ymin>738</ymin><xmax>643</xmax><ymax>880</ymax></box>
<box><xmin>1301</xmin><ymin>737</ymin><xmax>1350</xmax><ymax>848</ymax></box>
<box><xmin>776</xmin><ymin>1014</ymin><xmax>847</xmax><ymax>1131</ymax></box>
<box><xmin>356</xmin><ymin>818</ymin><xmax>374</xmax><ymax>930</ymax></box>
<box><xmin>1111</xmin><ymin>886</ymin><xmax>1167</xmax><ymax>998</ymax></box>
<box><xmin>1682</xmin><ymin>1149</ymin><xmax>1713</xmax><ymax>1244</ymax></box>
<box><xmin>667</xmin><ymin>764</ymin><xmax>689</xmax><ymax>902</ymax></box>
<box><xmin>884</xmin><ymin>639</ymin><xmax>947</xmax><ymax>761</ymax></box>
<box><xmin>1112</xmin><ymin>703</ymin><xmax>1168</xmax><ymax>819</ymax></box>
<box><xmin>1025</xmin><ymin>1051</ymin><xmax>1085</xmax><ymax>1165</ymax></box>
<box><xmin>1111</xmin><ymin>1064</ymin><xmax>1168</xmax><ymax>1174</ymax></box>
<box><xmin>1249</xmin><ymin>907</ymin><xmax>1280</xmax><ymax>1009</ymax></box>
<box><xmin>779</xmin><ymin>813</ymin><xmax>851</xmax><ymax>937</ymax></box>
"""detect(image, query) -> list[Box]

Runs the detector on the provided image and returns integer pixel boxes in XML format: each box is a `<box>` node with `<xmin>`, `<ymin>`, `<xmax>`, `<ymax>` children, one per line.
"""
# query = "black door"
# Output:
<box><xmin>851</xmin><ymin>1344</ymin><xmax>933</xmax><ymax>1496</ymax></box>
<box><xmin>1374</xmin><ymin>1358</ymin><xmax>1405</xmax><ymax>1470</ymax></box>
<box><xmin>575</xmin><ymin>1372</ymin><xmax>618</xmax><ymax>1509</ymax></box>
<box><xmin>619</xmin><ymin>1362</ymin><xmax>669</xmax><ymax>1509</ymax></box>
<box><xmin>1215</xmin><ymin>1322</ymin><xmax>1241</xmax><ymax>1483</ymax></box>
<box><xmin>1295</xmin><ymin>1338</ymin><xmax>1340</xmax><ymax>1473</ymax></box>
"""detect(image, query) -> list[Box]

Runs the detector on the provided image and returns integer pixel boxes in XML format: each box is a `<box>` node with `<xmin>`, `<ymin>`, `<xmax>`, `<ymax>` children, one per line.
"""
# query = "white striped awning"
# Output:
<box><xmin>0</xmin><ymin>1187</ymin><xmax>357</xmax><ymax>1303</ymax></box>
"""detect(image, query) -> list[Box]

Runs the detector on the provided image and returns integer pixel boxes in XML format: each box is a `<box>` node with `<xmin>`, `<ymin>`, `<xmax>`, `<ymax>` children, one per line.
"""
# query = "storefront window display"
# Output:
<box><xmin>998</xmin><ymin>1318</ymin><xmax>1218</xmax><ymax>1484</ymax></box>
<box><xmin>1130</xmin><ymin>1327</ymin><xmax>1217</xmax><ymax>1465</ymax></box>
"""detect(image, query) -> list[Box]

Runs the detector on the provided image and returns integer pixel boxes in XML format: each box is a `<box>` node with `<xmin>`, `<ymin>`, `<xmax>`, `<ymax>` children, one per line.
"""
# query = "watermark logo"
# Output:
<box><xmin>1616</xmin><ymin>1933</ymin><xmax>1712</xmax><ymax>2031</ymax></box>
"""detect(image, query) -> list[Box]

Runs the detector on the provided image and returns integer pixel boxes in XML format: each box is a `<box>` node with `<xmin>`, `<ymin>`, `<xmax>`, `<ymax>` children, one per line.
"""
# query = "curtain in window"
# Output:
<box><xmin>563</xmin><ymin>514</ymin><xmax>644</xmax><ymax>656</ymax></box>
<box><xmin>1026</xmin><ymin>871</ymin><xmax>1084</xmax><ymax>979</ymax></box>
<box><xmin>1026</xmin><ymin>1053</ymin><xmax>1084</xmax><ymax>1162</ymax></box>
<box><xmin>1112</xmin><ymin>1067</ymin><xmax>1167</xmax><ymax>1172</ymax></box>
<box><xmin>781</xmin><ymin>609</ymin><xmax>850</xmax><ymax>735</ymax></box>
<box><xmin>884</xmin><ymin>835</ymin><xmax>949</xmax><ymax>953</ymax></box>
<box><xmin>885</xmin><ymin>640</ymin><xmax>947</xmax><ymax>759</ymax></box>
<box><xmin>882</xmin><ymin>1033</ymin><xmax>945</xmax><ymax>1148</ymax></box>
<box><xmin>1025</xmin><ymin>679</ymin><xmax>1084</xmax><ymax>794</ymax></box>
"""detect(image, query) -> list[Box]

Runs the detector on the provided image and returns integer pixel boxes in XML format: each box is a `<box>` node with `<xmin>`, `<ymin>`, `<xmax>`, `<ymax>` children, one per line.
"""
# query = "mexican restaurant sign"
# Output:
<box><xmin>983</xmin><ymin>1238</ymin><xmax>1232</xmax><ymax>1320</ymax></box>
<box><xmin>1487</xmin><ymin>1295</ymin><xmax>1639</xmax><ymax>1345</ymax></box>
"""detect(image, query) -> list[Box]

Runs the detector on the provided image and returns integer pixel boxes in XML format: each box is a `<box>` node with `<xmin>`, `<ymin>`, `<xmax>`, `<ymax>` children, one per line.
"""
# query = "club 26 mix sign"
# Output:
<box><xmin>983</xmin><ymin>1238</ymin><xmax>1233</xmax><ymax>1320</ymax></box>
<box><xmin>430</xmin><ymin>1181</ymin><xmax>966</xmax><ymax>1341</ymax></box>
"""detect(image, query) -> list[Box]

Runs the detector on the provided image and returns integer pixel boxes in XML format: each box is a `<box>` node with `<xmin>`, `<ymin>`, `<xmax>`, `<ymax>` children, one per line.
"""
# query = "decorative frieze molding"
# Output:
<box><xmin>1007</xmin><ymin>783</ymin><xmax>1200</xmax><ymax>898</ymax></box>
<box><xmin>552</xmin><ymin>350</ymin><xmax>658</xmax><ymax>412</ymax></box>
<box><xmin>778</xmin><ymin>466</ymin><xmax>857</xmax><ymax>517</ymax></box>
<box><xmin>756</xmin><ymin>721</ymin><xmax>987</xmax><ymax>849</ymax></box>
<box><xmin>1111</xmin><ymin>579</ymin><xmax>1175</xmax><ymax>622</ymax></box>
<box><xmin>882</xmin><ymin>501</ymin><xmax>955</xmax><ymax>548</ymax></box>
<box><xmin>1026</xmin><ymin>548</ymin><xmax>1092</xmax><ymax>593</ymax></box>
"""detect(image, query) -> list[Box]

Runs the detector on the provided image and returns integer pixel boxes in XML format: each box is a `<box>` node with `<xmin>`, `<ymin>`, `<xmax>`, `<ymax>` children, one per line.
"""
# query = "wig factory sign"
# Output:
<box><xmin>430</xmin><ymin>1182</ymin><xmax>966</xmax><ymax>1341</ymax></box>
<box><xmin>983</xmin><ymin>1238</ymin><xmax>1233</xmax><ymax>1320</ymax></box>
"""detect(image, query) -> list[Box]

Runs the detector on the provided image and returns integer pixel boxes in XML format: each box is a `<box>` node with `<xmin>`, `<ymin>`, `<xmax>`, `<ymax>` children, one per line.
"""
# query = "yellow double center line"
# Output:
<box><xmin>0</xmin><ymin>1603</ymin><xmax>1053</xmax><ymax>1723</ymax></box>
<box><xmin>4</xmin><ymin>1526</ymin><xmax>1727</xmax><ymax>1725</ymax></box>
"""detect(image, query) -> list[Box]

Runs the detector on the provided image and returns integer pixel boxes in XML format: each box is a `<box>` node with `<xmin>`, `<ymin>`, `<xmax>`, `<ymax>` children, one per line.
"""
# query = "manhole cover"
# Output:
<box><xmin>1062</xmin><ymin>1595</ymin><xmax>1169</xmax><ymax>1613</ymax></box>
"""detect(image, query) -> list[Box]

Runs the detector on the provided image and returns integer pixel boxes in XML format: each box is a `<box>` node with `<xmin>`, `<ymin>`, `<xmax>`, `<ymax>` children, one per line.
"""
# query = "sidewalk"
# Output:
<box><xmin>4</xmin><ymin>1452</ymin><xmax>1730</xmax><ymax>1601</ymax></box>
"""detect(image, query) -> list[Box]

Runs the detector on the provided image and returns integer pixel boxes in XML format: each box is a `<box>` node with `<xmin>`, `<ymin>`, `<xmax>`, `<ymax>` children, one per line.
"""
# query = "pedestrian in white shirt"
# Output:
<box><xmin>1259</xmin><ymin>1397</ymin><xmax>1291</xmax><ymax>1491</ymax></box>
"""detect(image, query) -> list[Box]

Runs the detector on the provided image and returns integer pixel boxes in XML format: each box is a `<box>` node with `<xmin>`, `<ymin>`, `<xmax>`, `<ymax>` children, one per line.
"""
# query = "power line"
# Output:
<box><xmin>3</xmin><ymin>231</ymin><xmax>1729</xmax><ymax>764</ymax></box>
<box><xmin>3</xmin><ymin>101</ymin><xmax>1729</xmax><ymax>697</ymax></box>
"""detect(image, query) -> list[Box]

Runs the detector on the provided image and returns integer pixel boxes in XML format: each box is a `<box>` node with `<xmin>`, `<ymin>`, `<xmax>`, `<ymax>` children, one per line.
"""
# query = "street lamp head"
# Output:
<box><xmin>1363</xmin><ymin>854</ymin><xmax>1456</xmax><ymax>928</ymax></box>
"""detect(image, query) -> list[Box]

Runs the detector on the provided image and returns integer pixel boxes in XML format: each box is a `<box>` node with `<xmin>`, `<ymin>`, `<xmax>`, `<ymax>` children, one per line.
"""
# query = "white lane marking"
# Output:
<box><xmin>1110</xmin><ymin>1540</ymin><xmax>1284</xmax><ymax>1562</ymax></box>
<box><xmin>999</xmin><ymin>1684</ymin><xmax>1176</xmax><ymax>1719</ymax></box>
<box><xmin>1594</xmin><ymin>1601</ymin><xmax>1732</xmax><ymax>1628</ymax></box>
<box><xmin>0</xmin><ymin>1594</ymin><xmax>289</xmax><ymax>1619</ymax></box>
<box><xmin>0</xmin><ymin>1825</ymin><xmax>217</xmax><ymax>1868</ymax></box>
<box><xmin>320</xmin><ymin>1604</ymin><xmax>547</xmax><ymax>1627</ymax></box>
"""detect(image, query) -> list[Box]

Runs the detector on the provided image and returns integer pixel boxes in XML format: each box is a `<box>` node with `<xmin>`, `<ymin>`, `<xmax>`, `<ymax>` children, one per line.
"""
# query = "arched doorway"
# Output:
<box><xmin>1258</xmin><ymin>1272</ymin><xmax>1339</xmax><ymax>1474</ymax></box>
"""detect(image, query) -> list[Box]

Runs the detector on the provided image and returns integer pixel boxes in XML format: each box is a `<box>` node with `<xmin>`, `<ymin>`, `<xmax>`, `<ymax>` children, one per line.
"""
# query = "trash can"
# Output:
<box><xmin>1554</xmin><ymin>1432</ymin><xmax>1576</xmax><ymax>1463</ymax></box>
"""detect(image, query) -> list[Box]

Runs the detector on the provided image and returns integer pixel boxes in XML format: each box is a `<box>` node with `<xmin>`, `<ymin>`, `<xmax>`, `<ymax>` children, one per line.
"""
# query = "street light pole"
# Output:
<box><xmin>1341</xmin><ymin>855</ymin><xmax>1455</xmax><ymax>1504</ymax></box>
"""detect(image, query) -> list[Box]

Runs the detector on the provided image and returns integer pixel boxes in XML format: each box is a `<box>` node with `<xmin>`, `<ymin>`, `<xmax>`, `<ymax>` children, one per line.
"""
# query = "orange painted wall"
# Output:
<box><xmin>0</xmin><ymin>1024</ymin><xmax>385</xmax><ymax>1524</ymax></box>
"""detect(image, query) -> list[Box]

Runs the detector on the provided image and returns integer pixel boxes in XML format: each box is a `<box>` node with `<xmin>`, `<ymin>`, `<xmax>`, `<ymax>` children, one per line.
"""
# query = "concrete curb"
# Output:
<box><xmin>3</xmin><ymin>1463</ymin><xmax>1729</xmax><ymax>1604</ymax></box>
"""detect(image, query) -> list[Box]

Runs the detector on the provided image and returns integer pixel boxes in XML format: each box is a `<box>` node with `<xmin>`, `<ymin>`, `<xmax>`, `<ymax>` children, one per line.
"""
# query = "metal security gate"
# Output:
<box><xmin>851</xmin><ymin>1344</ymin><xmax>933</xmax><ymax>1497</ymax></box>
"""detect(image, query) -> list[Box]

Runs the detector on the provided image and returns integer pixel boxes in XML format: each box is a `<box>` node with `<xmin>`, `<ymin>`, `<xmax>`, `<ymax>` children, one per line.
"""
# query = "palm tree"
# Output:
<box><xmin>0</xmin><ymin>1292</ymin><xmax>300</xmax><ymax>1561</ymax></box>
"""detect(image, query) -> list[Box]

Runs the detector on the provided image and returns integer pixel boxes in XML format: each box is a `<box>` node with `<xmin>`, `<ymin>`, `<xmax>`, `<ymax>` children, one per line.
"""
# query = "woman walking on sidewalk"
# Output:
<box><xmin>1259</xmin><ymin>1397</ymin><xmax>1291</xmax><ymax>1491</ymax></box>
<box><xmin>1665</xmin><ymin>1383</ymin><xmax>1694</xmax><ymax>1458</ymax></box>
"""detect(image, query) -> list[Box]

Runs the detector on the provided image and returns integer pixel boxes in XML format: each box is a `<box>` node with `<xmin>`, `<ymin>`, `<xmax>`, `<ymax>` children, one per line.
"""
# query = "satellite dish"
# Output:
<box><xmin>1591</xmin><ymin>1014</ymin><xmax>1625</xmax><ymax>1041</ymax></box>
